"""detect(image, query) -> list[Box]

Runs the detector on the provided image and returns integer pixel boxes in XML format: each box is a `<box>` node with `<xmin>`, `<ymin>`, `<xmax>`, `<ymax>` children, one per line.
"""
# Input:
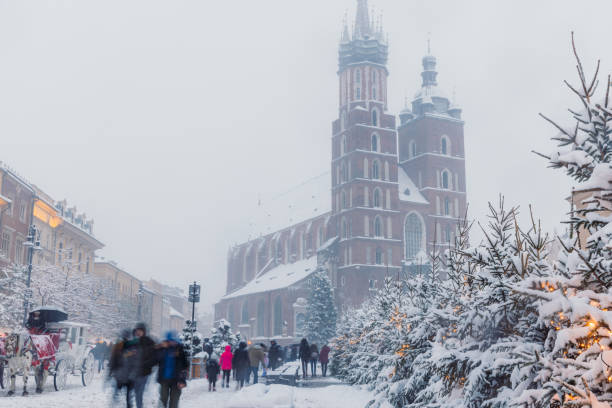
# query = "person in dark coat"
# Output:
<box><xmin>108</xmin><ymin>329</ymin><xmax>138</xmax><ymax>408</ymax></box>
<box><xmin>298</xmin><ymin>338</ymin><xmax>310</xmax><ymax>379</ymax></box>
<box><xmin>152</xmin><ymin>331</ymin><xmax>189</xmax><ymax>408</ymax></box>
<box><xmin>231</xmin><ymin>342</ymin><xmax>249</xmax><ymax>389</ymax></box>
<box><xmin>92</xmin><ymin>341</ymin><xmax>105</xmax><ymax>373</ymax></box>
<box><xmin>309</xmin><ymin>343</ymin><xmax>319</xmax><ymax>377</ymax></box>
<box><xmin>133</xmin><ymin>322</ymin><xmax>156</xmax><ymax>408</ymax></box>
<box><xmin>319</xmin><ymin>344</ymin><xmax>330</xmax><ymax>377</ymax></box>
<box><xmin>203</xmin><ymin>340</ymin><xmax>213</xmax><ymax>358</ymax></box>
<box><xmin>268</xmin><ymin>340</ymin><xmax>282</xmax><ymax>370</ymax></box>
<box><xmin>205</xmin><ymin>357</ymin><xmax>220</xmax><ymax>391</ymax></box>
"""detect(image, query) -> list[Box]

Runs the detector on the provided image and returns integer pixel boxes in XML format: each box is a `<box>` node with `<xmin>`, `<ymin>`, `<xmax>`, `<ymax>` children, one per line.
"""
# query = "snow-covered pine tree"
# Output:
<box><xmin>210</xmin><ymin>318</ymin><xmax>241</xmax><ymax>356</ymax></box>
<box><xmin>303</xmin><ymin>267</ymin><xmax>337</xmax><ymax>346</ymax></box>
<box><xmin>514</xmin><ymin>34</ymin><xmax>612</xmax><ymax>407</ymax></box>
<box><xmin>180</xmin><ymin>319</ymin><xmax>203</xmax><ymax>357</ymax></box>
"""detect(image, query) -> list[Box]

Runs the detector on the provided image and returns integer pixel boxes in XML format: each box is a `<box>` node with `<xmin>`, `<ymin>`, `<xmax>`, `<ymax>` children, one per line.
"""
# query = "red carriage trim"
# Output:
<box><xmin>30</xmin><ymin>334</ymin><xmax>58</xmax><ymax>361</ymax></box>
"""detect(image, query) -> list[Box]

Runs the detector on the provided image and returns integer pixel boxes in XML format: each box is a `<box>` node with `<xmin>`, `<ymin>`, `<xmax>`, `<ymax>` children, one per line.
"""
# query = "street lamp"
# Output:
<box><xmin>22</xmin><ymin>224</ymin><xmax>40</xmax><ymax>327</ymax></box>
<box><xmin>188</xmin><ymin>282</ymin><xmax>201</xmax><ymax>379</ymax></box>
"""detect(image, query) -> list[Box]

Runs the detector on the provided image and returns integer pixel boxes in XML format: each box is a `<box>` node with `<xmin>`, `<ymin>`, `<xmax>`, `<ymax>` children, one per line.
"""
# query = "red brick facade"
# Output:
<box><xmin>215</xmin><ymin>0</ymin><xmax>466</xmax><ymax>342</ymax></box>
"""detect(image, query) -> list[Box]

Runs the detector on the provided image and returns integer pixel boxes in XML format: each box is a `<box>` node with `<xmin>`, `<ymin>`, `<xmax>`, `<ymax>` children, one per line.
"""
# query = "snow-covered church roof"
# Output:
<box><xmin>222</xmin><ymin>256</ymin><xmax>318</xmax><ymax>300</ymax></box>
<box><xmin>239</xmin><ymin>172</ymin><xmax>331</xmax><ymax>242</ymax></box>
<box><xmin>398</xmin><ymin>167</ymin><xmax>428</xmax><ymax>204</ymax></box>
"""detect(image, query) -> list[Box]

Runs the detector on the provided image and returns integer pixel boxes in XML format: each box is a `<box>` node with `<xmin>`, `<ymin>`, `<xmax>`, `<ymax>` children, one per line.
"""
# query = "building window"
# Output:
<box><xmin>442</xmin><ymin>170</ymin><xmax>450</xmax><ymax>189</ymax></box>
<box><xmin>372</xmin><ymin>87</ymin><xmax>377</xmax><ymax>99</ymax></box>
<box><xmin>405</xmin><ymin>213</ymin><xmax>424</xmax><ymax>259</ymax></box>
<box><xmin>372</xmin><ymin>160</ymin><xmax>380</xmax><ymax>179</ymax></box>
<box><xmin>1</xmin><ymin>231</ymin><xmax>10</xmax><ymax>257</ymax></box>
<box><xmin>58</xmin><ymin>242</ymin><xmax>63</xmax><ymax>264</ymax></box>
<box><xmin>341</xmin><ymin>135</ymin><xmax>347</xmax><ymax>155</ymax></box>
<box><xmin>342</xmin><ymin>219</ymin><xmax>348</xmax><ymax>239</ymax></box>
<box><xmin>445</xmin><ymin>224</ymin><xmax>452</xmax><ymax>243</ymax></box>
<box><xmin>341</xmin><ymin>111</ymin><xmax>346</xmax><ymax>131</ymax></box>
<box><xmin>372</xmin><ymin>109</ymin><xmax>378</xmax><ymax>127</ymax></box>
<box><xmin>341</xmin><ymin>162</ymin><xmax>348</xmax><ymax>182</ymax></box>
<box><xmin>355</xmin><ymin>68</ymin><xmax>361</xmax><ymax>84</ymax></box>
<box><xmin>241</xmin><ymin>301</ymin><xmax>249</xmax><ymax>324</ymax></box>
<box><xmin>373</xmin><ymin>188</ymin><xmax>381</xmax><ymax>208</ymax></box>
<box><xmin>441</xmin><ymin>136</ymin><xmax>450</xmax><ymax>155</ymax></box>
<box><xmin>369</xmin><ymin>279</ymin><xmax>375</xmax><ymax>289</ymax></box>
<box><xmin>356</xmin><ymin>88</ymin><xmax>361</xmax><ymax>99</ymax></box>
<box><xmin>371</xmin><ymin>134</ymin><xmax>379</xmax><ymax>152</ymax></box>
<box><xmin>273</xmin><ymin>297</ymin><xmax>283</xmax><ymax>335</ymax></box>
<box><xmin>341</xmin><ymin>275</ymin><xmax>346</xmax><ymax>287</ymax></box>
<box><xmin>444</xmin><ymin>198</ymin><xmax>451</xmax><ymax>216</ymax></box>
<box><xmin>341</xmin><ymin>191</ymin><xmax>347</xmax><ymax>209</ymax></box>
<box><xmin>19</xmin><ymin>204</ymin><xmax>26</xmax><ymax>223</ymax></box>
<box><xmin>409</xmin><ymin>140</ymin><xmax>417</xmax><ymax>158</ymax></box>
<box><xmin>317</xmin><ymin>227</ymin><xmax>324</xmax><ymax>248</ymax></box>
<box><xmin>375</xmin><ymin>247</ymin><xmax>383</xmax><ymax>265</ymax></box>
<box><xmin>257</xmin><ymin>300</ymin><xmax>265</xmax><ymax>337</ymax></box>
<box><xmin>374</xmin><ymin>216</ymin><xmax>382</xmax><ymax>237</ymax></box>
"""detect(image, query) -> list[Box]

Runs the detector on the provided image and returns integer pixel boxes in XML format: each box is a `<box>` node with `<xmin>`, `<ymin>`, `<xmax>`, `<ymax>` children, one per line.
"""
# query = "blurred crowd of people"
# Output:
<box><xmin>95</xmin><ymin>326</ymin><xmax>332</xmax><ymax>408</ymax></box>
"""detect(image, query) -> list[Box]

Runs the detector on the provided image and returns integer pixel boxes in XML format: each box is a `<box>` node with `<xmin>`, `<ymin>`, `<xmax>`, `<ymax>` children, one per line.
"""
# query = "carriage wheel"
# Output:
<box><xmin>81</xmin><ymin>353</ymin><xmax>95</xmax><ymax>387</ymax></box>
<box><xmin>0</xmin><ymin>364</ymin><xmax>4</xmax><ymax>389</ymax></box>
<box><xmin>54</xmin><ymin>360</ymin><xmax>68</xmax><ymax>391</ymax></box>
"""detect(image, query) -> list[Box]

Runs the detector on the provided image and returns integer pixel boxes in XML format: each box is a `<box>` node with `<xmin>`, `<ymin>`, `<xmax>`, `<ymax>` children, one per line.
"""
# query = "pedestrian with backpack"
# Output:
<box><xmin>205</xmin><ymin>356</ymin><xmax>220</xmax><ymax>391</ymax></box>
<box><xmin>152</xmin><ymin>331</ymin><xmax>189</xmax><ymax>408</ymax></box>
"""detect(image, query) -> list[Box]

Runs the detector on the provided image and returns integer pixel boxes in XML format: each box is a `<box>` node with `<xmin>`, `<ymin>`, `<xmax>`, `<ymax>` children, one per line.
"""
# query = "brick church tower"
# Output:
<box><xmin>330</xmin><ymin>0</ymin><xmax>404</xmax><ymax>308</ymax></box>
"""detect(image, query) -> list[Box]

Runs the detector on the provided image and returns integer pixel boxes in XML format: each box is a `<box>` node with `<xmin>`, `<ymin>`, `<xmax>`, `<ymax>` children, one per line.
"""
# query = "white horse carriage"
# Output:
<box><xmin>0</xmin><ymin>307</ymin><xmax>96</xmax><ymax>396</ymax></box>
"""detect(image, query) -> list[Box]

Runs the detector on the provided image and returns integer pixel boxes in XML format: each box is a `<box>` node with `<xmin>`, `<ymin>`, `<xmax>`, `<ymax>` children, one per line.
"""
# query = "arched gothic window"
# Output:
<box><xmin>373</xmin><ymin>188</ymin><xmax>381</xmax><ymax>208</ymax></box>
<box><xmin>442</xmin><ymin>170</ymin><xmax>450</xmax><ymax>189</ymax></box>
<box><xmin>405</xmin><ymin>213</ymin><xmax>424</xmax><ymax>259</ymax></box>
<box><xmin>371</xmin><ymin>134</ymin><xmax>379</xmax><ymax>152</ymax></box>
<box><xmin>372</xmin><ymin>109</ymin><xmax>378</xmax><ymax>127</ymax></box>
<box><xmin>375</xmin><ymin>247</ymin><xmax>383</xmax><ymax>265</ymax></box>
<box><xmin>374</xmin><ymin>216</ymin><xmax>382</xmax><ymax>237</ymax></box>
<box><xmin>372</xmin><ymin>160</ymin><xmax>380</xmax><ymax>179</ymax></box>
<box><xmin>444</xmin><ymin>197</ymin><xmax>451</xmax><ymax>216</ymax></box>
<box><xmin>257</xmin><ymin>300</ymin><xmax>265</xmax><ymax>337</ymax></box>
<box><xmin>441</xmin><ymin>136</ymin><xmax>449</xmax><ymax>155</ymax></box>
<box><xmin>273</xmin><ymin>297</ymin><xmax>283</xmax><ymax>335</ymax></box>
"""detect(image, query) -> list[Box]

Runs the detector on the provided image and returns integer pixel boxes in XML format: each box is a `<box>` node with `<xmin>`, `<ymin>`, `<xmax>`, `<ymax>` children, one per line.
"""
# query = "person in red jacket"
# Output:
<box><xmin>319</xmin><ymin>344</ymin><xmax>331</xmax><ymax>377</ymax></box>
<box><xmin>219</xmin><ymin>345</ymin><xmax>233</xmax><ymax>388</ymax></box>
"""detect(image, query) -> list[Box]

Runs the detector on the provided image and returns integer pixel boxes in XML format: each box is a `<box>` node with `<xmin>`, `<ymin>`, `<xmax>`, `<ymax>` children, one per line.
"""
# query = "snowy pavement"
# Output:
<box><xmin>0</xmin><ymin>373</ymin><xmax>373</xmax><ymax>407</ymax></box>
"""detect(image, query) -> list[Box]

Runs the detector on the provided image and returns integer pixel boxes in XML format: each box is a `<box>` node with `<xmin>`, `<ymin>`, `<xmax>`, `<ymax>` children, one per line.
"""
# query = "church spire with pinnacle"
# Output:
<box><xmin>354</xmin><ymin>0</ymin><xmax>371</xmax><ymax>39</ymax></box>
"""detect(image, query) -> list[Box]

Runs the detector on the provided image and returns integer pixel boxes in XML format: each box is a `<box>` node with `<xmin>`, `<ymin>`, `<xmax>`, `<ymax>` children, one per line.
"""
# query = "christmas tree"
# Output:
<box><xmin>303</xmin><ymin>267</ymin><xmax>337</xmax><ymax>346</ymax></box>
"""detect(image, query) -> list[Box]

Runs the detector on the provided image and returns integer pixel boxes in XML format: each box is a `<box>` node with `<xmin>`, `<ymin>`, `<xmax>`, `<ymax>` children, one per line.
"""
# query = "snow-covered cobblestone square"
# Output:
<box><xmin>0</xmin><ymin>375</ymin><xmax>372</xmax><ymax>408</ymax></box>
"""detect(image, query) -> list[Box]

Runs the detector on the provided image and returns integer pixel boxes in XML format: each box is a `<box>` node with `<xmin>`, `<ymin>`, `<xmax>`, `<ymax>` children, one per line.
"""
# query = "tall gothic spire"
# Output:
<box><xmin>354</xmin><ymin>0</ymin><xmax>371</xmax><ymax>38</ymax></box>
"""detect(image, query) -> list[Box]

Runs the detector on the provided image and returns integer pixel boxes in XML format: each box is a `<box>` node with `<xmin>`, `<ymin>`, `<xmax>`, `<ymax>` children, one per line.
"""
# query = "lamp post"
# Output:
<box><xmin>22</xmin><ymin>224</ymin><xmax>39</xmax><ymax>327</ymax></box>
<box><xmin>188</xmin><ymin>282</ymin><xmax>201</xmax><ymax>379</ymax></box>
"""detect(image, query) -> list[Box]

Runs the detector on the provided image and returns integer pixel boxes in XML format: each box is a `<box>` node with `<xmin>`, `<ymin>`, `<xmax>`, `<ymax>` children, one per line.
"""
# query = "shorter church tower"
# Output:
<box><xmin>398</xmin><ymin>51</ymin><xmax>466</xmax><ymax>260</ymax></box>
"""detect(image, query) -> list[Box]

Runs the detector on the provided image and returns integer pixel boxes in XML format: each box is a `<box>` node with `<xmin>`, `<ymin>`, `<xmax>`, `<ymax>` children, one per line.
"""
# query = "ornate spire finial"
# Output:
<box><xmin>355</xmin><ymin>0</ymin><xmax>371</xmax><ymax>38</ymax></box>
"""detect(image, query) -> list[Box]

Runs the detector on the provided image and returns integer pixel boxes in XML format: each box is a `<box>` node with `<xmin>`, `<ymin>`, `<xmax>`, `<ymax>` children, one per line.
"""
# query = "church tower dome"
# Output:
<box><xmin>411</xmin><ymin>47</ymin><xmax>452</xmax><ymax>117</ymax></box>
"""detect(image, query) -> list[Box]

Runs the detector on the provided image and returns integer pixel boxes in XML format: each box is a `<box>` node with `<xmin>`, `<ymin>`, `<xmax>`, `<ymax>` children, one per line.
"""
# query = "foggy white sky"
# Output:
<box><xmin>1</xmin><ymin>0</ymin><xmax>611</xmax><ymax>312</ymax></box>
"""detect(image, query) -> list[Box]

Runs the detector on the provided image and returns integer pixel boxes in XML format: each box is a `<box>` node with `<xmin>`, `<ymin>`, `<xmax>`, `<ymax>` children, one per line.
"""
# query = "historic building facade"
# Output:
<box><xmin>215</xmin><ymin>0</ymin><xmax>467</xmax><ymax>342</ymax></box>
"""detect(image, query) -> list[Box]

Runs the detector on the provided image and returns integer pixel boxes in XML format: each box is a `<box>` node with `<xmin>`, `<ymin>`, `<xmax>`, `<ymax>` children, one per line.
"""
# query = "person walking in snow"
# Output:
<box><xmin>108</xmin><ymin>329</ymin><xmax>138</xmax><ymax>408</ymax></box>
<box><xmin>298</xmin><ymin>338</ymin><xmax>310</xmax><ymax>379</ymax></box>
<box><xmin>309</xmin><ymin>343</ymin><xmax>319</xmax><ymax>377</ymax></box>
<box><xmin>319</xmin><ymin>344</ymin><xmax>330</xmax><ymax>377</ymax></box>
<box><xmin>205</xmin><ymin>356</ymin><xmax>220</xmax><ymax>391</ymax></box>
<box><xmin>268</xmin><ymin>340</ymin><xmax>282</xmax><ymax>370</ymax></box>
<box><xmin>232</xmin><ymin>342</ymin><xmax>250</xmax><ymax>389</ymax></box>
<box><xmin>132</xmin><ymin>322</ymin><xmax>156</xmax><ymax>408</ymax></box>
<box><xmin>92</xmin><ymin>341</ymin><xmax>105</xmax><ymax>373</ymax></box>
<box><xmin>152</xmin><ymin>331</ymin><xmax>189</xmax><ymax>408</ymax></box>
<box><xmin>219</xmin><ymin>345</ymin><xmax>233</xmax><ymax>388</ymax></box>
<box><xmin>247</xmin><ymin>343</ymin><xmax>266</xmax><ymax>384</ymax></box>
